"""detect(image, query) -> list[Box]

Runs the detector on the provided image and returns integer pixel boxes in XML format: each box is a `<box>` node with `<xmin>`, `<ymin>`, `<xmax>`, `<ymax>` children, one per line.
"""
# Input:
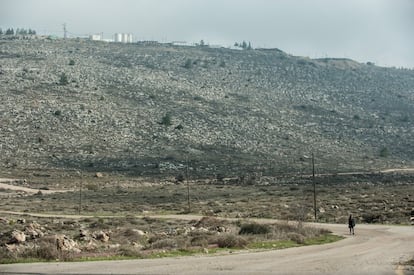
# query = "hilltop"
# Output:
<box><xmin>1</xmin><ymin>38</ymin><xmax>413</xmax><ymax>178</ymax></box>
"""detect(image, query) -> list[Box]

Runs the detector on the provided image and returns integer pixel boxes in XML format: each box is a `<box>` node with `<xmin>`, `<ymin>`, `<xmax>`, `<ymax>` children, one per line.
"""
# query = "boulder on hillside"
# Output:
<box><xmin>93</xmin><ymin>231</ymin><xmax>110</xmax><ymax>242</ymax></box>
<box><xmin>55</xmin><ymin>234</ymin><xmax>81</xmax><ymax>253</ymax></box>
<box><xmin>10</xmin><ymin>230</ymin><xmax>26</xmax><ymax>243</ymax></box>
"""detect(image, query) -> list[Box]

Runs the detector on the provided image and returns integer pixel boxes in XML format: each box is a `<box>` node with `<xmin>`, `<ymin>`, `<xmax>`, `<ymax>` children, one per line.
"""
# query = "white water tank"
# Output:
<box><xmin>114</xmin><ymin>33</ymin><xmax>133</xmax><ymax>43</ymax></box>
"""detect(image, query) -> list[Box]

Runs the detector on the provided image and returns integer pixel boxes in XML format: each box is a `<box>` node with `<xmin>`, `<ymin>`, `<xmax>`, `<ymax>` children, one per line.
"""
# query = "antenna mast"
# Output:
<box><xmin>63</xmin><ymin>23</ymin><xmax>67</xmax><ymax>39</ymax></box>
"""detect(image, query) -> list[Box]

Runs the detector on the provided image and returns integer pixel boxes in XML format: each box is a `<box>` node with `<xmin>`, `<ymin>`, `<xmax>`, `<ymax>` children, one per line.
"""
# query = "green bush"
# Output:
<box><xmin>59</xmin><ymin>73</ymin><xmax>69</xmax><ymax>85</ymax></box>
<box><xmin>379</xmin><ymin>147</ymin><xmax>389</xmax><ymax>158</ymax></box>
<box><xmin>160</xmin><ymin>113</ymin><xmax>172</xmax><ymax>126</ymax></box>
<box><xmin>69</xmin><ymin>59</ymin><xmax>75</xmax><ymax>66</ymax></box>
<box><xmin>239</xmin><ymin>223</ymin><xmax>270</xmax><ymax>235</ymax></box>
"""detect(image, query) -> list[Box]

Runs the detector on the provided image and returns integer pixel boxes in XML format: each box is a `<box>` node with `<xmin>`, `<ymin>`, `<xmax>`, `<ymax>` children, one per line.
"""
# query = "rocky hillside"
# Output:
<box><xmin>0</xmin><ymin>37</ymin><xmax>413</xmax><ymax>178</ymax></box>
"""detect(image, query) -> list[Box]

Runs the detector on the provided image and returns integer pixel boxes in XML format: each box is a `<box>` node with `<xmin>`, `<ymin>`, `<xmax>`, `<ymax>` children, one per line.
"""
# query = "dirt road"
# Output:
<box><xmin>0</xmin><ymin>180</ymin><xmax>71</xmax><ymax>195</ymax></box>
<box><xmin>1</xmin><ymin>218</ymin><xmax>413</xmax><ymax>275</ymax></box>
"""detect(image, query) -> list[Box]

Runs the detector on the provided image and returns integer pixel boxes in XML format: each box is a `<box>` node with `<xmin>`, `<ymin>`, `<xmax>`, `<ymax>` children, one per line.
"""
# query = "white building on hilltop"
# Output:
<box><xmin>114</xmin><ymin>33</ymin><xmax>133</xmax><ymax>43</ymax></box>
<box><xmin>89</xmin><ymin>33</ymin><xmax>103</xmax><ymax>41</ymax></box>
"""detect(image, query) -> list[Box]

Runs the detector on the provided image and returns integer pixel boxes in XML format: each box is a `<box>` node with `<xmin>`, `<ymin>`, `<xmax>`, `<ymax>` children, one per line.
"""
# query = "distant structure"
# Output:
<box><xmin>89</xmin><ymin>33</ymin><xmax>103</xmax><ymax>41</ymax></box>
<box><xmin>171</xmin><ymin>41</ymin><xmax>194</xmax><ymax>47</ymax></box>
<box><xmin>114</xmin><ymin>33</ymin><xmax>133</xmax><ymax>43</ymax></box>
<box><xmin>63</xmin><ymin>23</ymin><xmax>67</xmax><ymax>39</ymax></box>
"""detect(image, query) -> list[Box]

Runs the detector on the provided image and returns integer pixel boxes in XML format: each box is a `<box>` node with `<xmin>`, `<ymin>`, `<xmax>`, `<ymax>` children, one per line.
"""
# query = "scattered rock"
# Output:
<box><xmin>11</xmin><ymin>230</ymin><xmax>26</xmax><ymax>243</ymax></box>
<box><xmin>5</xmin><ymin>243</ymin><xmax>20</xmax><ymax>253</ymax></box>
<box><xmin>79</xmin><ymin>229</ymin><xmax>90</xmax><ymax>241</ymax></box>
<box><xmin>55</xmin><ymin>234</ymin><xmax>81</xmax><ymax>253</ymax></box>
<box><xmin>95</xmin><ymin>172</ymin><xmax>103</xmax><ymax>178</ymax></box>
<box><xmin>132</xmin><ymin>229</ymin><xmax>146</xmax><ymax>236</ymax></box>
<box><xmin>93</xmin><ymin>231</ymin><xmax>110</xmax><ymax>242</ymax></box>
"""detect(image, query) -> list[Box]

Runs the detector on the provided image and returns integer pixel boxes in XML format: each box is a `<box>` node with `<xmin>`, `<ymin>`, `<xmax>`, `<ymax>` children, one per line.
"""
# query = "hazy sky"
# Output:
<box><xmin>1</xmin><ymin>0</ymin><xmax>413</xmax><ymax>68</ymax></box>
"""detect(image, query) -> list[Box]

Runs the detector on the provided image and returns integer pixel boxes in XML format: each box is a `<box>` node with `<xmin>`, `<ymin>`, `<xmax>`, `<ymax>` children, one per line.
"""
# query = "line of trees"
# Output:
<box><xmin>0</xmin><ymin>28</ymin><xmax>37</xmax><ymax>35</ymax></box>
<box><xmin>234</xmin><ymin>41</ymin><xmax>253</xmax><ymax>50</ymax></box>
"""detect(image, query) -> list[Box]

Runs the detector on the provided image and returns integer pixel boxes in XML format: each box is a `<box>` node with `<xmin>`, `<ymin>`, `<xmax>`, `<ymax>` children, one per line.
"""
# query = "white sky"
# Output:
<box><xmin>1</xmin><ymin>0</ymin><xmax>413</xmax><ymax>68</ymax></box>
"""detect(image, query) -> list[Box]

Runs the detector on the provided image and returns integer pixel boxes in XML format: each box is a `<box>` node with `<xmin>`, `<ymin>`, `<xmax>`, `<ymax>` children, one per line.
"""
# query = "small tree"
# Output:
<box><xmin>5</xmin><ymin>28</ymin><xmax>14</xmax><ymax>35</ymax></box>
<box><xmin>59</xmin><ymin>73</ymin><xmax>69</xmax><ymax>85</ymax></box>
<box><xmin>0</xmin><ymin>28</ymin><xmax>3</xmax><ymax>35</ymax></box>
<box><xmin>160</xmin><ymin>113</ymin><xmax>172</xmax><ymax>126</ymax></box>
<box><xmin>379</xmin><ymin>147</ymin><xmax>389</xmax><ymax>158</ymax></box>
<box><xmin>183</xmin><ymin>58</ymin><xmax>193</xmax><ymax>69</ymax></box>
<box><xmin>69</xmin><ymin>59</ymin><xmax>75</xmax><ymax>66</ymax></box>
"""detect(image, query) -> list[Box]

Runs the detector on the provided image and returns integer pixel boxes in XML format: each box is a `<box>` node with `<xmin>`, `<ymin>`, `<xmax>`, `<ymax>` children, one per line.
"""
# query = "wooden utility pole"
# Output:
<box><xmin>78</xmin><ymin>171</ymin><xmax>82</xmax><ymax>215</ymax></box>
<box><xmin>186</xmin><ymin>157</ymin><xmax>190</xmax><ymax>213</ymax></box>
<box><xmin>63</xmin><ymin>23</ymin><xmax>67</xmax><ymax>39</ymax></box>
<box><xmin>312</xmin><ymin>153</ymin><xmax>317</xmax><ymax>221</ymax></box>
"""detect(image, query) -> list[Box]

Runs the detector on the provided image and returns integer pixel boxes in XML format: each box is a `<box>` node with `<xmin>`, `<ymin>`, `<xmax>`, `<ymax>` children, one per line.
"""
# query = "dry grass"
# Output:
<box><xmin>0</xmin><ymin>172</ymin><xmax>412</xmax><ymax>262</ymax></box>
<box><xmin>0</xmin><ymin>215</ymin><xmax>336</xmax><ymax>263</ymax></box>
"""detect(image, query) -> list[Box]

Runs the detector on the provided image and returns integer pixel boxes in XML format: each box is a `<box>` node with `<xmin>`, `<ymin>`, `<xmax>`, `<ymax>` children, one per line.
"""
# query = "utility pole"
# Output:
<box><xmin>78</xmin><ymin>170</ymin><xmax>82</xmax><ymax>215</ymax></box>
<box><xmin>63</xmin><ymin>23</ymin><xmax>67</xmax><ymax>39</ymax></box>
<box><xmin>312</xmin><ymin>152</ymin><xmax>317</xmax><ymax>221</ymax></box>
<box><xmin>186</xmin><ymin>157</ymin><xmax>190</xmax><ymax>213</ymax></box>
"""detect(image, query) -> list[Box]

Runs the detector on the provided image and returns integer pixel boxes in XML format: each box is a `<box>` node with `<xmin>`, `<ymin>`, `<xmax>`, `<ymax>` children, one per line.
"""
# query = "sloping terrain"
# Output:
<box><xmin>0</xmin><ymin>38</ymin><xmax>413</xmax><ymax>177</ymax></box>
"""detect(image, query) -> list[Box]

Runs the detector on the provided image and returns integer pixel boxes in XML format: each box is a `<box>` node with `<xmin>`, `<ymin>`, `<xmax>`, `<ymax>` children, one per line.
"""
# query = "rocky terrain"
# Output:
<box><xmin>1</xmin><ymin>37</ymin><xmax>413</xmax><ymax>178</ymax></box>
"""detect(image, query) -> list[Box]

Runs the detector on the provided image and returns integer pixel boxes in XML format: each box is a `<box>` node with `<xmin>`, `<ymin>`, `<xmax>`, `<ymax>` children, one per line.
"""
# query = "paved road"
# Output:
<box><xmin>1</xmin><ymin>218</ymin><xmax>413</xmax><ymax>275</ymax></box>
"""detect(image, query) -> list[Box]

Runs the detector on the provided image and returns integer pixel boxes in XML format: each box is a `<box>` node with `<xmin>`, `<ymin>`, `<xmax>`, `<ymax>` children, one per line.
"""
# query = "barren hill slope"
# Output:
<box><xmin>1</xmin><ymin>38</ymin><xmax>413</xmax><ymax>178</ymax></box>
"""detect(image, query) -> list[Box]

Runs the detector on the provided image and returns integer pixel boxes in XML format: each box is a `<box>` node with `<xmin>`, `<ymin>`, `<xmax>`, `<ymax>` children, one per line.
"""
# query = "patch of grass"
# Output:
<box><xmin>150</xmin><ymin>249</ymin><xmax>197</xmax><ymax>258</ymax></box>
<box><xmin>248</xmin><ymin>233</ymin><xmax>342</xmax><ymax>250</ymax></box>
<box><xmin>303</xmin><ymin>234</ymin><xmax>344</xmax><ymax>245</ymax></box>
<box><xmin>248</xmin><ymin>240</ymin><xmax>299</xmax><ymax>250</ymax></box>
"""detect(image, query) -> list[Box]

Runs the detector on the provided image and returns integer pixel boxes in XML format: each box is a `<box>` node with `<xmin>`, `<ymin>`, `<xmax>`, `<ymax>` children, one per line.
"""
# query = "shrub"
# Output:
<box><xmin>239</xmin><ymin>223</ymin><xmax>270</xmax><ymax>235</ymax></box>
<box><xmin>160</xmin><ymin>113</ymin><xmax>172</xmax><ymax>126</ymax></box>
<box><xmin>69</xmin><ymin>59</ymin><xmax>75</xmax><ymax>66</ymax></box>
<box><xmin>118</xmin><ymin>246</ymin><xmax>143</xmax><ymax>257</ymax></box>
<box><xmin>85</xmin><ymin>183</ymin><xmax>99</xmax><ymax>191</ymax></box>
<box><xmin>176</xmin><ymin>174</ymin><xmax>185</xmax><ymax>182</ymax></box>
<box><xmin>22</xmin><ymin>240</ymin><xmax>74</xmax><ymax>261</ymax></box>
<box><xmin>190</xmin><ymin>235</ymin><xmax>209</xmax><ymax>247</ymax></box>
<box><xmin>287</xmin><ymin>232</ymin><xmax>305</xmax><ymax>244</ymax></box>
<box><xmin>183</xmin><ymin>59</ymin><xmax>193</xmax><ymax>69</ymax></box>
<box><xmin>59</xmin><ymin>73</ymin><xmax>69</xmax><ymax>85</ymax></box>
<box><xmin>362</xmin><ymin>213</ymin><xmax>381</xmax><ymax>223</ymax></box>
<box><xmin>216</xmin><ymin>234</ymin><xmax>247</xmax><ymax>248</ymax></box>
<box><xmin>151</xmin><ymin>238</ymin><xmax>177</xmax><ymax>249</ymax></box>
<box><xmin>379</xmin><ymin>147</ymin><xmax>389</xmax><ymax>158</ymax></box>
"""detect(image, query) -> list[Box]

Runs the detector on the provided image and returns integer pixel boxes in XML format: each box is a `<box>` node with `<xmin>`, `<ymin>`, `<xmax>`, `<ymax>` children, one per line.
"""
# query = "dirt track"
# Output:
<box><xmin>1</xmin><ymin>216</ymin><xmax>413</xmax><ymax>275</ymax></box>
<box><xmin>0</xmin><ymin>180</ymin><xmax>71</xmax><ymax>195</ymax></box>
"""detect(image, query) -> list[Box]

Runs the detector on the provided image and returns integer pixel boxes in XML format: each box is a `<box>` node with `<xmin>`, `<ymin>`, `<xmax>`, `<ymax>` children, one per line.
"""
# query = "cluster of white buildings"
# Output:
<box><xmin>89</xmin><ymin>33</ymin><xmax>133</xmax><ymax>43</ymax></box>
<box><xmin>114</xmin><ymin>33</ymin><xmax>133</xmax><ymax>43</ymax></box>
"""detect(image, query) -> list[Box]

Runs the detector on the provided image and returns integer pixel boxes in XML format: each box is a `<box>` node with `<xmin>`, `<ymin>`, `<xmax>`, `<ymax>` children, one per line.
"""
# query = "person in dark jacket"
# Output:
<box><xmin>348</xmin><ymin>214</ymin><xmax>355</xmax><ymax>235</ymax></box>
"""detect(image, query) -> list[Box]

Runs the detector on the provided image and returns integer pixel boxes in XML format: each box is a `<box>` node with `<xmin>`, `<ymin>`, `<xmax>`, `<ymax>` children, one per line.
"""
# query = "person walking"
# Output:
<box><xmin>348</xmin><ymin>214</ymin><xmax>355</xmax><ymax>235</ymax></box>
